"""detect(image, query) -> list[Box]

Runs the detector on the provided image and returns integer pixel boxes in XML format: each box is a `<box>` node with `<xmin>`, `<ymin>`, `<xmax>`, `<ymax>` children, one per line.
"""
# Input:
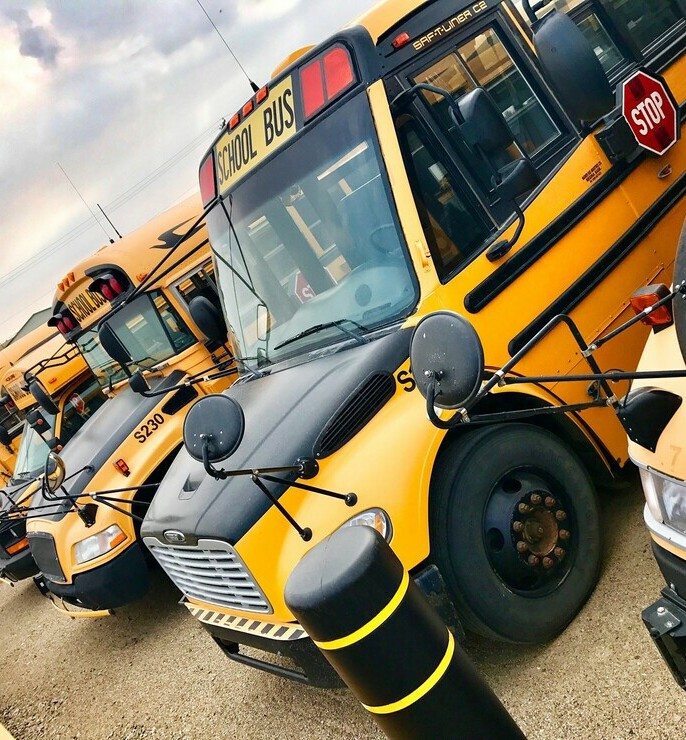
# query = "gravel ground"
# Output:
<box><xmin>0</xmin><ymin>477</ymin><xmax>683</xmax><ymax>740</ymax></box>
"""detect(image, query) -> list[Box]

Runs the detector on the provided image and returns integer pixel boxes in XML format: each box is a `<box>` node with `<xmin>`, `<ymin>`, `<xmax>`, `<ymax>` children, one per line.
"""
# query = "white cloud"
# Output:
<box><xmin>0</xmin><ymin>0</ymin><xmax>375</xmax><ymax>341</ymax></box>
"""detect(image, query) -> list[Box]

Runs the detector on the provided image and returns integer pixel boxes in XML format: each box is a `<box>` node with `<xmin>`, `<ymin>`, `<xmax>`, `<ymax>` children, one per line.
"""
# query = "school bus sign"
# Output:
<box><xmin>215</xmin><ymin>76</ymin><xmax>297</xmax><ymax>195</ymax></box>
<box><xmin>621</xmin><ymin>69</ymin><xmax>679</xmax><ymax>156</ymax></box>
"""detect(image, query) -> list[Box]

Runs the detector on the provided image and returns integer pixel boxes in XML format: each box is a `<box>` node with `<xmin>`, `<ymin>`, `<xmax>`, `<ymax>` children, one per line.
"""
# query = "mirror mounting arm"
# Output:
<box><xmin>486</xmin><ymin>204</ymin><xmax>525</xmax><ymax>262</ymax></box>
<box><xmin>391</xmin><ymin>83</ymin><xmax>464</xmax><ymax>123</ymax></box>
<box><xmin>520</xmin><ymin>0</ymin><xmax>555</xmax><ymax>24</ymax></box>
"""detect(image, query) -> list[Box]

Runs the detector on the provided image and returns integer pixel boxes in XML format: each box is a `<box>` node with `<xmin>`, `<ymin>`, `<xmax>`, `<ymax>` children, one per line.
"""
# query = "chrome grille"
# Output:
<box><xmin>143</xmin><ymin>536</ymin><xmax>271</xmax><ymax>613</ymax></box>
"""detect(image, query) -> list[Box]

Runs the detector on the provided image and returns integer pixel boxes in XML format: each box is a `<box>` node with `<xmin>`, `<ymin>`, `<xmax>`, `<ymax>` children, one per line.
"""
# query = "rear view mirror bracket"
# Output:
<box><xmin>520</xmin><ymin>0</ymin><xmax>555</xmax><ymax>25</ymax></box>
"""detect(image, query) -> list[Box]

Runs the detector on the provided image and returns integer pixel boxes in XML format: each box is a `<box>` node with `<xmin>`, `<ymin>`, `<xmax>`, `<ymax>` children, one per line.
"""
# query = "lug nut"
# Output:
<box><xmin>544</xmin><ymin>496</ymin><xmax>556</xmax><ymax>508</ymax></box>
<box><xmin>516</xmin><ymin>541</ymin><xmax>529</xmax><ymax>553</ymax></box>
<box><xmin>518</xmin><ymin>503</ymin><xmax>531</xmax><ymax>514</ymax></box>
<box><xmin>555</xmin><ymin>510</ymin><xmax>567</xmax><ymax>521</ymax></box>
<box><xmin>528</xmin><ymin>555</ymin><xmax>540</xmax><ymax>567</ymax></box>
<box><xmin>537</xmin><ymin>526</ymin><xmax>544</xmax><ymax>536</ymax></box>
<box><xmin>554</xmin><ymin>547</ymin><xmax>566</xmax><ymax>559</ymax></box>
<box><xmin>513</xmin><ymin>521</ymin><xmax>524</xmax><ymax>533</ymax></box>
<box><xmin>559</xmin><ymin>529</ymin><xmax>570</xmax><ymax>541</ymax></box>
<box><xmin>542</xmin><ymin>557</ymin><xmax>554</xmax><ymax>569</ymax></box>
<box><xmin>530</xmin><ymin>493</ymin><xmax>542</xmax><ymax>505</ymax></box>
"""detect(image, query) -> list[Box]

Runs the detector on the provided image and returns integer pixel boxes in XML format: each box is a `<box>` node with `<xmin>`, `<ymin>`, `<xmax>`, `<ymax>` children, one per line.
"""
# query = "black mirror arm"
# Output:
<box><xmin>424</xmin><ymin>376</ymin><xmax>470</xmax><ymax>430</ymax></box>
<box><xmin>520</xmin><ymin>0</ymin><xmax>555</xmax><ymax>24</ymax></box>
<box><xmin>487</xmin><ymin>205</ymin><xmax>525</xmax><ymax>262</ymax></box>
<box><xmin>391</xmin><ymin>83</ymin><xmax>464</xmax><ymax>123</ymax></box>
<box><xmin>201</xmin><ymin>436</ymin><xmax>230</xmax><ymax>480</ymax></box>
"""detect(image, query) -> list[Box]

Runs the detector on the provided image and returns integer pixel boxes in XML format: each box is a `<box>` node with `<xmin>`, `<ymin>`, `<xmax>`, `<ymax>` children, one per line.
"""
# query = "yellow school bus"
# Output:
<box><xmin>0</xmin><ymin>323</ymin><xmax>58</xmax><ymax>479</ymax></box>
<box><xmin>626</xmin><ymin>219</ymin><xmax>686</xmax><ymax>688</ymax></box>
<box><xmin>25</xmin><ymin>194</ymin><xmax>235</xmax><ymax>614</ymax></box>
<box><xmin>0</xmin><ymin>334</ymin><xmax>106</xmax><ymax>583</ymax></box>
<box><xmin>141</xmin><ymin>0</ymin><xmax>686</xmax><ymax>684</ymax></box>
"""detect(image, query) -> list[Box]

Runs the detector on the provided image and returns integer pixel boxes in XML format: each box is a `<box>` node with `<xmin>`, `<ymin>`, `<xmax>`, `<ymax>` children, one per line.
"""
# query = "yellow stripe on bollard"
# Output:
<box><xmin>363</xmin><ymin>631</ymin><xmax>455</xmax><ymax>715</ymax></box>
<box><xmin>313</xmin><ymin>570</ymin><xmax>409</xmax><ymax>651</ymax></box>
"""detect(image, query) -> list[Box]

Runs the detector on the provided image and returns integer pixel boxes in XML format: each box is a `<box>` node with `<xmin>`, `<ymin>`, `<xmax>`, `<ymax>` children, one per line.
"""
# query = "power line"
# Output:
<box><xmin>194</xmin><ymin>0</ymin><xmax>259</xmax><ymax>93</ymax></box>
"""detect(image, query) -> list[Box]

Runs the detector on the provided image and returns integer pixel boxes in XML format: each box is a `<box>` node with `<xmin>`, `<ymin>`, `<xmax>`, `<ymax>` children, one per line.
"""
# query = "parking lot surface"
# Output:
<box><xmin>1</xmin><ymin>477</ymin><xmax>684</xmax><ymax>739</ymax></box>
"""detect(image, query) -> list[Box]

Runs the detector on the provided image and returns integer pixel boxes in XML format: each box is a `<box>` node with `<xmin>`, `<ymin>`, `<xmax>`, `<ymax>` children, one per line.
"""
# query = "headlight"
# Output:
<box><xmin>340</xmin><ymin>508</ymin><xmax>392</xmax><ymax>542</ymax></box>
<box><xmin>639</xmin><ymin>467</ymin><xmax>686</xmax><ymax>534</ymax></box>
<box><xmin>73</xmin><ymin>524</ymin><xmax>127</xmax><ymax>565</ymax></box>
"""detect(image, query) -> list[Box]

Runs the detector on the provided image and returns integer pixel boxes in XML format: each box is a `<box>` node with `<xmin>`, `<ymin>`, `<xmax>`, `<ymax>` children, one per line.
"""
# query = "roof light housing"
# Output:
<box><xmin>300</xmin><ymin>44</ymin><xmax>357</xmax><ymax>121</ymax></box>
<box><xmin>48</xmin><ymin>309</ymin><xmax>81</xmax><ymax>337</ymax></box>
<box><xmin>88</xmin><ymin>271</ymin><xmax>130</xmax><ymax>303</ymax></box>
<box><xmin>199</xmin><ymin>154</ymin><xmax>216</xmax><ymax>206</ymax></box>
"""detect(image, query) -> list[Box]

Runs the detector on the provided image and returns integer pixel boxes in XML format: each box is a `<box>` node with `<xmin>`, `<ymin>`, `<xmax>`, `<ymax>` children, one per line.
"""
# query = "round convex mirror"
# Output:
<box><xmin>183</xmin><ymin>394</ymin><xmax>245</xmax><ymax>463</ymax></box>
<box><xmin>44</xmin><ymin>451</ymin><xmax>66</xmax><ymax>494</ymax></box>
<box><xmin>410</xmin><ymin>311</ymin><xmax>485</xmax><ymax>409</ymax></box>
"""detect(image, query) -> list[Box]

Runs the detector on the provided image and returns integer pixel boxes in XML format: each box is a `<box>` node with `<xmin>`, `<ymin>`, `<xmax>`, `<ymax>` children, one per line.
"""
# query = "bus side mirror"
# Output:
<box><xmin>98</xmin><ymin>322</ymin><xmax>132</xmax><ymax>373</ymax></box>
<box><xmin>534</xmin><ymin>11</ymin><xmax>614</xmax><ymax>123</ymax></box>
<box><xmin>256</xmin><ymin>303</ymin><xmax>271</xmax><ymax>342</ymax></box>
<box><xmin>43</xmin><ymin>451</ymin><xmax>66</xmax><ymax>494</ymax></box>
<box><xmin>409</xmin><ymin>312</ymin><xmax>484</xmax><ymax>410</ymax></box>
<box><xmin>183</xmin><ymin>394</ymin><xmax>245</xmax><ymax>478</ymax></box>
<box><xmin>46</xmin><ymin>437</ymin><xmax>62</xmax><ymax>451</ymax></box>
<box><xmin>27</xmin><ymin>408</ymin><xmax>51</xmax><ymax>433</ymax></box>
<box><xmin>457</xmin><ymin>88</ymin><xmax>540</xmax><ymax>202</ymax></box>
<box><xmin>457</xmin><ymin>88</ymin><xmax>540</xmax><ymax>260</ymax></box>
<box><xmin>129</xmin><ymin>369</ymin><xmax>151</xmax><ymax>395</ymax></box>
<box><xmin>189</xmin><ymin>296</ymin><xmax>228</xmax><ymax>344</ymax></box>
<box><xmin>28</xmin><ymin>378</ymin><xmax>59</xmax><ymax>416</ymax></box>
<box><xmin>0</xmin><ymin>426</ymin><xmax>11</xmax><ymax>448</ymax></box>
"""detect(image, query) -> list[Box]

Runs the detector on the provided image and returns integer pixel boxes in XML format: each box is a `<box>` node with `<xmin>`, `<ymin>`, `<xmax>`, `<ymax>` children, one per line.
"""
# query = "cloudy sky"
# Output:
<box><xmin>0</xmin><ymin>0</ymin><xmax>375</xmax><ymax>342</ymax></box>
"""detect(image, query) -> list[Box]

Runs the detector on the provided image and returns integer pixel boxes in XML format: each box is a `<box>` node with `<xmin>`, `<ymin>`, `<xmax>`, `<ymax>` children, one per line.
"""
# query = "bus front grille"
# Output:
<box><xmin>143</xmin><ymin>536</ymin><xmax>271</xmax><ymax>614</ymax></box>
<box><xmin>27</xmin><ymin>532</ymin><xmax>65</xmax><ymax>583</ymax></box>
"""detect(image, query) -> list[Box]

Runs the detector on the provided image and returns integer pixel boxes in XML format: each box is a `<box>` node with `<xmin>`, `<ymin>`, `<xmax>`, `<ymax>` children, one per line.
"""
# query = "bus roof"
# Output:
<box><xmin>270</xmin><ymin>0</ymin><xmax>431</xmax><ymax>77</ymax></box>
<box><xmin>0</xmin><ymin>323</ymin><xmax>57</xmax><ymax>371</ymax></box>
<box><xmin>53</xmin><ymin>193</ymin><xmax>209</xmax><ymax>330</ymax></box>
<box><xmin>2</xmin><ymin>334</ymin><xmax>89</xmax><ymax>411</ymax></box>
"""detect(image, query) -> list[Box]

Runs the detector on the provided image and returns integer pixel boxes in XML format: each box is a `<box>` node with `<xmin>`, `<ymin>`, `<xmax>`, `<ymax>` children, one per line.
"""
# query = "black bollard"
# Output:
<box><xmin>284</xmin><ymin>526</ymin><xmax>525</xmax><ymax>740</ymax></box>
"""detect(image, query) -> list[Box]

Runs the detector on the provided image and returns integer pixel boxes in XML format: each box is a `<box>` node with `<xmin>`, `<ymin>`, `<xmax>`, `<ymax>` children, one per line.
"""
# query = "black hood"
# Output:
<box><xmin>142</xmin><ymin>330</ymin><xmax>410</xmax><ymax>545</ymax></box>
<box><xmin>31</xmin><ymin>371</ymin><xmax>185</xmax><ymax>522</ymax></box>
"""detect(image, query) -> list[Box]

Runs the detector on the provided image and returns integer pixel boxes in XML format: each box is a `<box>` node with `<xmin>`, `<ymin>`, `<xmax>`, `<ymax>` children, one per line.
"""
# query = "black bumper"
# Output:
<box><xmin>203</xmin><ymin>564</ymin><xmax>463</xmax><ymax>688</ymax></box>
<box><xmin>642</xmin><ymin>542</ymin><xmax>686</xmax><ymax>690</ymax></box>
<box><xmin>40</xmin><ymin>542</ymin><xmax>149</xmax><ymax>610</ymax></box>
<box><xmin>0</xmin><ymin>546</ymin><xmax>38</xmax><ymax>582</ymax></box>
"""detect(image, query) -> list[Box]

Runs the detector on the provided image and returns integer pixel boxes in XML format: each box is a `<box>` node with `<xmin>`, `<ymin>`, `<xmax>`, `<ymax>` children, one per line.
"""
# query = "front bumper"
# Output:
<box><xmin>38</xmin><ymin>542</ymin><xmax>149</xmax><ymax>611</ymax></box>
<box><xmin>642</xmin><ymin>541</ymin><xmax>686</xmax><ymax>690</ymax></box>
<box><xmin>0</xmin><ymin>546</ymin><xmax>38</xmax><ymax>583</ymax></box>
<box><xmin>189</xmin><ymin>563</ymin><xmax>462</xmax><ymax>688</ymax></box>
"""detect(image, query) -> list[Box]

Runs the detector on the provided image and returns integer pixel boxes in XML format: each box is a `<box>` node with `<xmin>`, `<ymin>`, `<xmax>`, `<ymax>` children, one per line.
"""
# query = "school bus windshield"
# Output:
<box><xmin>11</xmin><ymin>374</ymin><xmax>107</xmax><ymax>481</ymax></box>
<box><xmin>208</xmin><ymin>92</ymin><xmax>418</xmax><ymax>368</ymax></box>
<box><xmin>75</xmin><ymin>292</ymin><xmax>197</xmax><ymax>387</ymax></box>
<box><xmin>12</xmin><ymin>411</ymin><xmax>54</xmax><ymax>481</ymax></box>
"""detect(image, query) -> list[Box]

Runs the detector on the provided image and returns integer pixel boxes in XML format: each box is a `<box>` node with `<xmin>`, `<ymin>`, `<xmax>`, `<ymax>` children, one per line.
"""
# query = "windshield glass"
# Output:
<box><xmin>208</xmin><ymin>92</ymin><xmax>417</xmax><ymax>369</ymax></box>
<box><xmin>60</xmin><ymin>375</ymin><xmax>108</xmax><ymax>442</ymax></box>
<box><xmin>75</xmin><ymin>292</ymin><xmax>196</xmax><ymax>388</ymax></box>
<box><xmin>12</xmin><ymin>411</ymin><xmax>55</xmax><ymax>480</ymax></box>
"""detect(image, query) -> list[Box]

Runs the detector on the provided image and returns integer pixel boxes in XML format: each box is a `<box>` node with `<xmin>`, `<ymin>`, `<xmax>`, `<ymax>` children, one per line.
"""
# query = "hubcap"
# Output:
<box><xmin>483</xmin><ymin>470</ymin><xmax>574</xmax><ymax>595</ymax></box>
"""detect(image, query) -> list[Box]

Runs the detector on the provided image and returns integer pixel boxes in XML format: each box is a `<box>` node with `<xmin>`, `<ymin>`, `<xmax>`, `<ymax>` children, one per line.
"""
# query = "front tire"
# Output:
<box><xmin>431</xmin><ymin>423</ymin><xmax>601</xmax><ymax>643</ymax></box>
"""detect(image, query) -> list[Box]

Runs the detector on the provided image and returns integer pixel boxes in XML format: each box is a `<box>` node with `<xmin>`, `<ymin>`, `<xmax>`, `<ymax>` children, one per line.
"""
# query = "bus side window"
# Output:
<box><xmin>396</xmin><ymin>119</ymin><xmax>493</xmax><ymax>280</ymax></box>
<box><xmin>602</xmin><ymin>0</ymin><xmax>684</xmax><ymax>52</ymax></box>
<box><xmin>176</xmin><ymin>262</ymin><xmax>219</xmax><ymax>307</ymax></box>
<box><xmin>413</xmin><ymin>26</ymin><xmax>562</xmax><ymax>163</ymax></box>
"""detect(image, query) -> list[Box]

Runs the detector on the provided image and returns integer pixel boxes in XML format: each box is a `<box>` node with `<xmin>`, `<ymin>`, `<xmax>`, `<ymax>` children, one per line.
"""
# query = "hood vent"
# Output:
<box><xmin>314</xmin><ymin>372</ymin><xmax>395</xmax><ymax>459</ymax></box>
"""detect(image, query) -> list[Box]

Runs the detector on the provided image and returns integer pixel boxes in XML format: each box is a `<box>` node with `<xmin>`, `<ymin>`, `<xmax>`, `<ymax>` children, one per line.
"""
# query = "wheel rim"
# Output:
<box><xmin>482</xmin><ymin>468</ymin><xmax>575</xmax><ymax>596</ymax></box>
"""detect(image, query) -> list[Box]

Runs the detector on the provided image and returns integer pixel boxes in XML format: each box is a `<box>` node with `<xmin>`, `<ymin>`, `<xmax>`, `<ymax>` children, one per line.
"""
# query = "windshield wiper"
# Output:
<box><xmin>273</xmin><ymin>319</ymin><xmax>370</xmax><ymax>351</ymax></box>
